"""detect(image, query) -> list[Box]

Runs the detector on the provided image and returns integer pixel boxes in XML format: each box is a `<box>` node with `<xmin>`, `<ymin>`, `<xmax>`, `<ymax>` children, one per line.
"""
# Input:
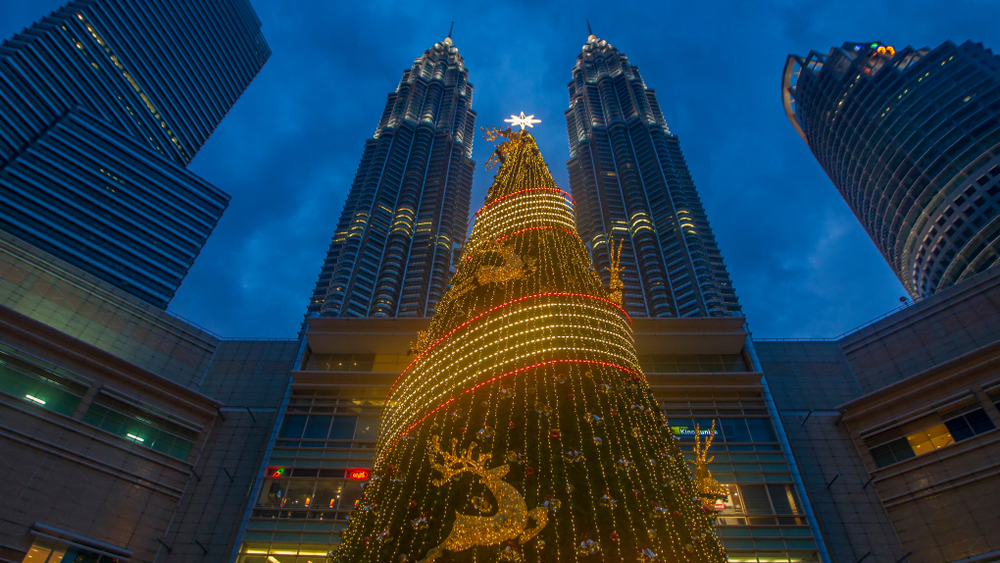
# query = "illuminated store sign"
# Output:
<box><xmin>347</xmin><ymin>468</ymin><xmax>371</xmax><ymax>481</ymax></box>
<box><xmin>671</xmin><ymin>426</ymin><xmax>718</xmax><ymax>437</ymax></box>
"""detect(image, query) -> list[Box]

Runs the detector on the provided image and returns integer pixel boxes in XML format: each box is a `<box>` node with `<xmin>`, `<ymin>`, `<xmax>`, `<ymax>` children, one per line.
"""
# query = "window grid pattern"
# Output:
<box><xmin>564</xmin><ymin>35</ymin><xmax>741</xmax><ymax>319</ymax></box>
<box><xmin>243</xmin><ymin>388</ymin><xmax>386</xmax><ymax>552</ymax></box>
<box><xmin>651</xmin><ymin>390</ymin><xmax>818</xmax><ymax>561</ymax></box>
<box><xmin>0</xmin><ymin>0</ymin><xmax>269</xmax><ymax>307</ymax></box>
<box><xmin>309</xmin><ymin>37</ymin><xmax>475</xmax><ymax>319</ymax></box>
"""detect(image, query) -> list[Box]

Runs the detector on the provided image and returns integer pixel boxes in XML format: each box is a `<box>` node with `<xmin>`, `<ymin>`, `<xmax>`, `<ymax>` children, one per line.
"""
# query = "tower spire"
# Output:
<box><xmin>447</xmin><ymin>21</ymin><xmax>454</xmax><ymax>39</ymax></box>
<box><xmin>586</xmin><ymin>18</ymin><xmax>593</xmax><ymax>37</ymax></box>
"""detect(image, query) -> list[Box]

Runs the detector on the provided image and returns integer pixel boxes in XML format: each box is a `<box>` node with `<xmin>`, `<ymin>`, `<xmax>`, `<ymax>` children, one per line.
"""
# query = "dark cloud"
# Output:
<box><xmin>4</xmin><ymin>0</ymin><xmax>999</xmax><ymax>338</ymax></box>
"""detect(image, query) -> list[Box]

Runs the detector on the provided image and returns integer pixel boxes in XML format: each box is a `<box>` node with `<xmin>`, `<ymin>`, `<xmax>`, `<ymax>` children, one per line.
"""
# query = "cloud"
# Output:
<box><xmin>4</xmin><ymin>0</ymin><xmax>997</xmax><ymax>338</ymax></box>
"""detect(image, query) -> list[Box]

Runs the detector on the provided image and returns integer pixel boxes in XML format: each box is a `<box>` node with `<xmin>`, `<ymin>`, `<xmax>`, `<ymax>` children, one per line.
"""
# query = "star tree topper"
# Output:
<box><xmin>504</xmin><ymin>111</ymin><xmax>541</xmax><ymax>130</ymax></box>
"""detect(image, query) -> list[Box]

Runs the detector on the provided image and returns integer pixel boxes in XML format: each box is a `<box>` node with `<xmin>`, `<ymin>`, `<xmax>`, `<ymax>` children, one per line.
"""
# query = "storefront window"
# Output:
<box><xmin>338</xmin><ymin>481</ymin><xmax>364</xmax><ymax>510</ymax></box>
<box><xmin>313</xmin><ymin>481</ymin><xmax>344</xmax><ymax>510</ymax></box>
<box><xmin>329</xmin><ymin>416</ymin><xmax>357</xmax><ymax>440</ymax></box>
<box><xmin>283</xmin><ymin>481</ymin><xmax>314</xmax><ymax>509</ymax></box>
<box><xmin>258</xmin><ymin>479</ymin><xmax>289</xmax><ymax>507</ymax></box>
<box><xmin>354</xmin><ymin>416</ymin><xmax>379</xmax><ymax>441</ymax></box>
<box><xmin>720</xmin><ymin>419</ymin><xmax>752</xmax><ymax>442</ymax></box>
<box><xmin>257</xmin><ymin>478</ymin><xmax>361</xmax><ymax>512</ymax></box>
<box><xmin>746</xmin><ymin>418</ymin><xmax>778</xmax><ymax>442</ymax></box>
<box><xmin>21</xmin><ymin>538</ymin><xmax>120</xmax><ymax>563</ymax></box>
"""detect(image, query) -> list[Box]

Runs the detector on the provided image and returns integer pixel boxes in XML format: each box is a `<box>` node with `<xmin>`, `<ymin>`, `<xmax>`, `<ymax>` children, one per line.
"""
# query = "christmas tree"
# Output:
<box><xmin>334</xmin><ymin>127</ymin><xmax>727</xmax><ymax>563</ymax></box>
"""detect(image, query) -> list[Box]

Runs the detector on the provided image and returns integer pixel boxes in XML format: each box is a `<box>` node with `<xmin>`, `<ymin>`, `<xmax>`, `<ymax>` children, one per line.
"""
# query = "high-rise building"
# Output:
<box><xmin>0</xmin><ymin>0</ymin><xmax>270</xmax><ymax>308</ymax></box>
<box><xmin>565</xmin><ymin>31</ymin><xmax>740</xmax><ymax>318</ymax></box>
<box><xmin>308</xmin><ymin>33</ymin><xmax>476</xmax><ymax>318</ymax></box>
<box><xmin>782</xmin><ymin>40</ymin><xmax>1000</xmax><ymax>298</ymax></box>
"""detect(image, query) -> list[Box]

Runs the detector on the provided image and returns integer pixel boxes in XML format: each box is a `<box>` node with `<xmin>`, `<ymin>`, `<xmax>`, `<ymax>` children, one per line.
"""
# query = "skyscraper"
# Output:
<box><xmin>565</xmin><ymin>31</ymin><xmax>740</xmax><ymax>318</ymax></box>
<box><xmin>308</xmin><ymin>32</ymin><xmax>476</xmax><ymax>318</ymax></box>
<box><xmin>782</xmin><ymin>40</ymin><xmax>1000</xmax><ymax>298</ymax></box>
<box><xmin>0</xmin><ymin>0</ymin><xmax>270</xmax><ymax>308</ymax></box>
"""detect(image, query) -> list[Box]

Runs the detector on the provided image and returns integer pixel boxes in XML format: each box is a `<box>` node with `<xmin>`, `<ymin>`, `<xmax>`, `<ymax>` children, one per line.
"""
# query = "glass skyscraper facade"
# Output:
<box><xmin>783</xmin><ymin>40</ymin><xmax>1000</xmax><ymax>298</ymax></box>
<box><xmin>0</xmin><ymin>0</ymin><xmax>270</xmax><ymax>308</ymax></box>
<box><xmin>308</xmin><ymin>35</ymin><xmax>476</xmax><ymax>318</ymax></box>
<box><xmin>565</xmin><ymin>33</ymin><xmax>741</xmax><ymax>318</ymax></box>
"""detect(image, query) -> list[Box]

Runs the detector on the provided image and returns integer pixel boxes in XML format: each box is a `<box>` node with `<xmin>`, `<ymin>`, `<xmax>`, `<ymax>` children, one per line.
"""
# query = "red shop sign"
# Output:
<box><xmin>347</xmin><ymin>468</ymin><xmax>371</xmax><ymax>480</ymax></box>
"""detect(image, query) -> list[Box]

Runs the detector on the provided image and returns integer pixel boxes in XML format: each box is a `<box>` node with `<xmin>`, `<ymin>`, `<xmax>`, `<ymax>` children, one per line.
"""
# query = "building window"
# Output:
<box><xmin>22</xmin><ymin>536</ymin><xmax>123</xmax><ymax>563</ymax></box>
<box><xmin>869</xmin><ymin>437</ymin><xmax>916</xmax><ymax>468</ymax></box>
<box><xmin>868</xmin><ymin>408</ymin><xmax>995</xmax><ymax>468</ymax></box>
<box><xmin>869</xmin><ymin>425</ymin><xmax>952</xmax><ymax>467</ymax></box>
<box><xmin>944</xmin><ymin>408</ymin><xmax>995</xmax><ymax>441</ymax></box>
<box><xmin>276</xmin><ymin>414</ymin><xmax>379</xmax><ymax>448</ymax></box>
<box><xmin>255</xmin><ymin>474</ymin><xmax>365</xmax><ymax>516</ymax></box>
<box><xmin>0</xmin><ymin>347</ymin><xmax>89</xmax><ymax>417</ymax></box>
<box><xmin>903</xmin><ymin>423</ymin><xmax>954</xmax><ymax>456</ymax></box>
<box><xmin>82</xmin><ymin>393</ymin><xmax>198</xmax><ymax>460</ymax></box>
<box><xmin>303</xmin><ymin>353</ymin><xmax>375</xmax><ymax>372</ymax></box>
<box><xmin>714</xmin><ymin>483</ymin><xmax>808</xmax><ymax>527</ymax></box>
<box><xmin>668</xmin><ymin>418</ymin><xmax>777</xmax><ymax>445</ymax></box>
<box><xmin>638</xmin><ymin>353</ymin><xmax>747</xmax><ymax>373</ymax></box>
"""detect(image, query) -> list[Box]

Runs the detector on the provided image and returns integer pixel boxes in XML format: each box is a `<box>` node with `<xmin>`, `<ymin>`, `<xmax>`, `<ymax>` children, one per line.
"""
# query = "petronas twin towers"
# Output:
<box><xmin>308</xmin><ymin>35</ymin><xmax>475</xmax><ymax>318</ymax></box>
<box><xmin>309</xmin><ymin>30</ymin><xmax>740</xmax><ymax>320</ymax></box>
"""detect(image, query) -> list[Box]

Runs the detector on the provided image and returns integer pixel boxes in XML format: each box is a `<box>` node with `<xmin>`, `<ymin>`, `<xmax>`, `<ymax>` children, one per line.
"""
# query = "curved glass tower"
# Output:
<box><xmin>565</xmin><ymin>32</ymin><xmax>740</xmax><ymax>318</ymax></box>
<box><xmin>783</xmin><ymin>40</ymin><xmax>1000</xmax><ymax>298</ymax></box>
<box><xmin>309</xmin><ymin>34</ymin><xmax>476</xmax><ymax>318</ymax></box>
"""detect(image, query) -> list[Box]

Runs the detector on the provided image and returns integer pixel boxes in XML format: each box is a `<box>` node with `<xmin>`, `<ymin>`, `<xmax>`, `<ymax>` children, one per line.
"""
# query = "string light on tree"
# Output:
<box><xmin>333</xmin><ymin>126</ymin><xmax>726</xmax><ymax>563</ymax></box>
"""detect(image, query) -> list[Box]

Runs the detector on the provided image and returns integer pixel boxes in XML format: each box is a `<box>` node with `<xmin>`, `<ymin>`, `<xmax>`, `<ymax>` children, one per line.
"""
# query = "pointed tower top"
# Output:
<box><xmin>586</xmin><ymin>19</ymin><xmax>597</xmax><ymax>42</ymax></box>
<box><xmin>443</xmin><ymin>21</ymin><xmax>454</xmax><ymax>45</ymax></box>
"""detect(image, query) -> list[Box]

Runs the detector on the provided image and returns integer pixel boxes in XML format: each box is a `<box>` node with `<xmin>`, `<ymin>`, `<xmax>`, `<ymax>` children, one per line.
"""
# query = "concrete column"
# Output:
<box><xmin>72</xmin><ymin>383</ymin><xmax>102</xmax><ymax>421</ymax></box>
<box><xmin>971</xmin><ymin>385</ymin><xmax>1000</xmax><ymax>427</ymax></box>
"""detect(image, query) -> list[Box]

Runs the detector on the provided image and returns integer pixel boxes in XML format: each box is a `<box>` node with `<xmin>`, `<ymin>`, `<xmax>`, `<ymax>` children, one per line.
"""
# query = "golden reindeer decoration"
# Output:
<box><xmin>481</xmin><ymin>126</ymin><xmax>521</xmax><ymax>171</ymax></box>
<box><xmin>409</xmin><ymin>329</ymin><xmax>431</xmax><ymax>355</ymax></box>
<box><xmin>431</xmin><ymin>243</ymin><xmax>537</xmax><ymax>319</ymax></box>
<box><xmin>475</xmin><ymin>244</ymin><xmax>536</xmax><ymax>285</ymax></box>
<box><xmin>605</xmin><ymin>236</ymin><xmax>625</xmax><ymax>306</ymax></box>
<box><xmin>419</xmin><ymin>437</ymin><xmax>548</xmax><ymax>563</ymax></box>
<box><xmin>692</xmin><ymin>421</ymin><xmax>730</xmax><ymax>502</ymax></box>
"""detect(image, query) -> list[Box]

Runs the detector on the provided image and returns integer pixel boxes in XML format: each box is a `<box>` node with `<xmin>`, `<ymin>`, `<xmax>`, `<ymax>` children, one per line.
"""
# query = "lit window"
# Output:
<box><xmin>868</xmin><ymin>409</ymin><xmax>996</xmax><ymax>468</ymax></box>
<box><xmin>906</xmin><ymin>423</ymin><xmax>954</xmax><ymax>456</ymax></box>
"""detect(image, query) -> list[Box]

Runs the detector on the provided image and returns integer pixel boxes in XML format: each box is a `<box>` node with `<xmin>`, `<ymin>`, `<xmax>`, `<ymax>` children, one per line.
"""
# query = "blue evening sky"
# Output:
<box><xmin>4</xmin><ymin>0</ymin><xmax>999</xmax><ymax>338</ymax></box>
